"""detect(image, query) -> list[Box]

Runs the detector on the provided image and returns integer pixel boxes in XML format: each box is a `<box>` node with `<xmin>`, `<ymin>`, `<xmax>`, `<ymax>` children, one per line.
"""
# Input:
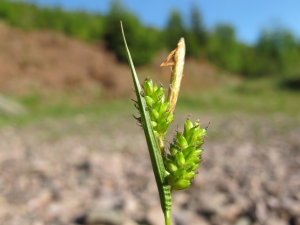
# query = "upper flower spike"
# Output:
<box><xmin>160</xmin><ymin>38</ymin><xmax>186</xmax><ymax>115</ymax></box>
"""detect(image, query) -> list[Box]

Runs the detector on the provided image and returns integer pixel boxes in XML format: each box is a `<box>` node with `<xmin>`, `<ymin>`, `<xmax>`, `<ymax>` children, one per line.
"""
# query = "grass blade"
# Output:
<box><xmin>121</xmin><ymin>22</ymin><xmax>172</xmax><ymax>225</ymax></box>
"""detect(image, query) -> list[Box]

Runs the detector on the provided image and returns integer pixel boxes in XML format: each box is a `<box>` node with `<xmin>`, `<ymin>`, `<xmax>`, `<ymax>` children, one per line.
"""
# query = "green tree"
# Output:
<box><xmin>104</xmin><ymin>0</ymin><xmax>159</xmax><ymax>66</ymax></box>
<box><xmin>191</xmin><ymin>5</ymin><xmax>206</xmax><ymax>46</ymax></box>
<box><xmin>206</xmin><ymin>24</ymin><xmax>241</xmax><ymax>72</ymax></box>
<box><xmin>0</xmin><ymin>0</ymin><xmax>105</xmax><ymax>42</ymax></box>
<box><xmin>254</xmin><ymin>28</ymin><xmax>300</xmax><ymax>76</ymax></box>
<box><xmin>164</xmin><ymin>10</ymin><xmax>186</xmax><ymax>51</ymax></box>
<box><xmin>185</xmin><ymin>5</ymin><xmax>207</xmax><ymax>58</ymax></box>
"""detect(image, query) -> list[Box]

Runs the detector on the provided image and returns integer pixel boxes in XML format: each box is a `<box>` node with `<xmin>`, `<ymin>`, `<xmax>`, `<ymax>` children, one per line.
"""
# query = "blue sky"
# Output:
<box><xmin>26</xmin><ymin>0</ymin><xmax>300</xmax><ymax>45</ymax></box>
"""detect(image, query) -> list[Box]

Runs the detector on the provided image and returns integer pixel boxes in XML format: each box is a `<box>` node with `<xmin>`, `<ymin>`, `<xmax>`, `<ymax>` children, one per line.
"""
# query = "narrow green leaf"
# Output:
<box><xmin>121</xmin><ymin>22</ymin><xmax>172</xmax><ymax>224</ymax></box>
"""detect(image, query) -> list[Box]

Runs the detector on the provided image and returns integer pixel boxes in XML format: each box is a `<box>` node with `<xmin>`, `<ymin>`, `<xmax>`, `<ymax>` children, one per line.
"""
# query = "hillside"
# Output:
<box><xmin>0</xmin><ymin>21</ymin><xmax>133</xmax><ymax>98</ymax></box>
<box><xmin>0</xmin><ymin>21</ymin><xmax>220</xmax><ymax>99</ymax></box>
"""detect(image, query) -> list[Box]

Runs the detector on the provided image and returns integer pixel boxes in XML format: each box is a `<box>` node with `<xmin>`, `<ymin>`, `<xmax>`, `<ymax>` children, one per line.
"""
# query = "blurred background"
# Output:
<box><xmin>0</xmin><ymin>0</ymin><xmax>299</xmax><ymax>224</ymax></box>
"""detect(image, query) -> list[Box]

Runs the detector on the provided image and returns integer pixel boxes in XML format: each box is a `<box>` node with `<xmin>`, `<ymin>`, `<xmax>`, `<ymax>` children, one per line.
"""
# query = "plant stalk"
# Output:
<box><xmin>158</xmin><ymin>135</ymin><xmax>166</xmax><ymax>159</ymax></box>
<box><xmin>164</xmin><ymin>209</ymin><xmax>171</xmax><ymax>225</ymax></box>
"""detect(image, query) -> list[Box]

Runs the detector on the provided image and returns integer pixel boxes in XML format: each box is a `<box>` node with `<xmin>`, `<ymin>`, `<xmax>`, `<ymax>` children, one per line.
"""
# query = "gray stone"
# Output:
<box><xmin>147</xmin><ymin>205</ymin><xmax>165</xmax><ymax>225</ymax></box>
<box><xmin>86</xmin><ymin>209</ymin><xmax>125</xmax><ymax>225</ymax></box>
<box><xmin>234</xmin><ymin>217</ymin><xmax>251</xmax><ymax>225</ymax></box>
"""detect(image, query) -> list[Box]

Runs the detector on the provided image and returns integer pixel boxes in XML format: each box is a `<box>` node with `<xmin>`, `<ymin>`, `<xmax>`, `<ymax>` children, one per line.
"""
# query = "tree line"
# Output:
<box><xmin>0</xmin><ymin>0</ymin><xmax>300</xmax><ymax>78</ymax></box>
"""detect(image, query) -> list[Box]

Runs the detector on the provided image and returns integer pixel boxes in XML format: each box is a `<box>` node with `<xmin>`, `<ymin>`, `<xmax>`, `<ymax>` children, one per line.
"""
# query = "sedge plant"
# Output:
<box><xmin>121</xmin><ymin>22</ymin><xmax>207</xmax><ymax>225</ymax></box>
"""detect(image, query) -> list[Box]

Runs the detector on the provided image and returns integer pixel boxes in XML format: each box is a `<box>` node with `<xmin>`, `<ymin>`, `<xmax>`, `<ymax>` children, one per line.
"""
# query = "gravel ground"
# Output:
<box><xmin>0</xmin><ymin>111</ymin><xmax>300</xmax><ymax>225</ymax></box>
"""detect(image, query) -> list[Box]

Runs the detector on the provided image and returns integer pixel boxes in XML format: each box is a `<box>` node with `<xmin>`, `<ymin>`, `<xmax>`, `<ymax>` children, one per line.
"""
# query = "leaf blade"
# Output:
<box><xmin>121</xmin><ymin>22</ymin><xmax>172</xmax><ymax>218</ymax></box>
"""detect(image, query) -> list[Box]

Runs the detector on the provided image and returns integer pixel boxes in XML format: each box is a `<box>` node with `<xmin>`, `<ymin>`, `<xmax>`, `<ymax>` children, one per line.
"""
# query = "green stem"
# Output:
<box><xmin>158</xmin><ymin>135</ymin><xmax>166</xmax><ymax>159</ymax></box>
<box><xmin>164</xmin><ymin>209</ymin><xmax>171</xmax><ymax>225</ymax></box>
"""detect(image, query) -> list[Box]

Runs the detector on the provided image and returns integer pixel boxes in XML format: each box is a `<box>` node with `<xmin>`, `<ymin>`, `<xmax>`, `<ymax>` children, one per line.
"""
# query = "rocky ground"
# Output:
<box><xmin>0</xmin><ymin>111</ymin><xmax>299</xmax><ymax>225</ymax></box>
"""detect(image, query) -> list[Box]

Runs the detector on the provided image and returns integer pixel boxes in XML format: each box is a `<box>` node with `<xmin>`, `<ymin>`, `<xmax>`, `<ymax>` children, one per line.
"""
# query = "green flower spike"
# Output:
<box><xmin>166</xmin><ymin>118</ymin><xmax>206</xmax><ymax>191</ymax></box>
<box><xmin>142</xmin><ymin>78</ymin><xmax>174</xmax><ymax>138</ymax></box>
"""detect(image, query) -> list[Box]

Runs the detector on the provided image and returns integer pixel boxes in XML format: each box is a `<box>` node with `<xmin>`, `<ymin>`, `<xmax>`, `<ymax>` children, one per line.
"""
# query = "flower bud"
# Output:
<box><xmin>172</xmin><ymin>180</ymin><xmax>191</xmax><ymax>191</ymax></box>
<box><xmin>175</xmin><ymin>152</ymin><xmax>185</xmax><ymax>167</ymax></box>
<box><xmin>149</xmin><ymin>109</ymin><xmax>160</xmax><ymax>121</ymax></box>
<box><xmin>144</xmin><ymin>96</ymin><xmax>155</xmax><ymax>107</ymax></box>
<box><xmin>166</xmin><ymin>113</ymin><xmax>174</xmax><ymax>123</ymax></box>
<box><xmin>186</xmin><ymin>156</ymin><xmax>200</xmax><ymax>164</ymax></box>
<box><xmin>152</xmin><ymin>101</ymin><xmax>162</xmax><ymax>112</ymax></box>
<box><xmin>152</xmin><ymin>87</ymin><xmax>165</xmax><ymax>100</ymax></box>
<box><xmin>182</xmin><ymin>146</ymin><xmax>196</xmax><ymax>158</ymax></box>
<box><xmin>176</xmin><ymin>134</ymin><xmax>188</xmax><ymax>149</ymax></box>
<box><xmin>151</xmin><ymin>121</ymin><xmax>157</xmax><ymax>128</ymax></box>
<box><xmin>169</xmin><ymin>145</ymin><xmax>178</xmax><ymax>156</ymax></box>
<box><xmin>143</xmin><ymin>79</ymin><xmax>154</xmax><ymax>95</ymax></box>
<box><xmin>166</xmin><ymin>159</ymin><xmax>178</xmax><ymax>173</ymax></box>
<box><xmin>183</xmin><ymin>172</ymin><xmax>196</xmax><ymax>180</ymax></box>
<box><xmin>184</xmin><ymin>119</ymin><xmax>194</xmax><ymax>136</ymax></box>
<box><xmin>159</xmin><ymin>102</ymin><xmax>170</xmax><ymax>115</ymax></box>
<box><xmin>183</xmin><ymin>162</ymin><xmax>196</xmax><ymax>172</ymax></box>
<box><xmin>156</xmin><ymin>121</ymin><xmax>169</xmax><ymax>133</ymax></box>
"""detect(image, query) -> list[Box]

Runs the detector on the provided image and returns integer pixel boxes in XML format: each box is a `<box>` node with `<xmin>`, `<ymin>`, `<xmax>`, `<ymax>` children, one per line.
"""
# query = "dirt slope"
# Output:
<box><xmin>0</xmin><ymin>21</ymin><xmax>133</xmax><ymax>97</ymax></box>
<box><xmin>0</xmin><ymin>21</ymin><xmax>222</xmax><ymax>99</ymax></box>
